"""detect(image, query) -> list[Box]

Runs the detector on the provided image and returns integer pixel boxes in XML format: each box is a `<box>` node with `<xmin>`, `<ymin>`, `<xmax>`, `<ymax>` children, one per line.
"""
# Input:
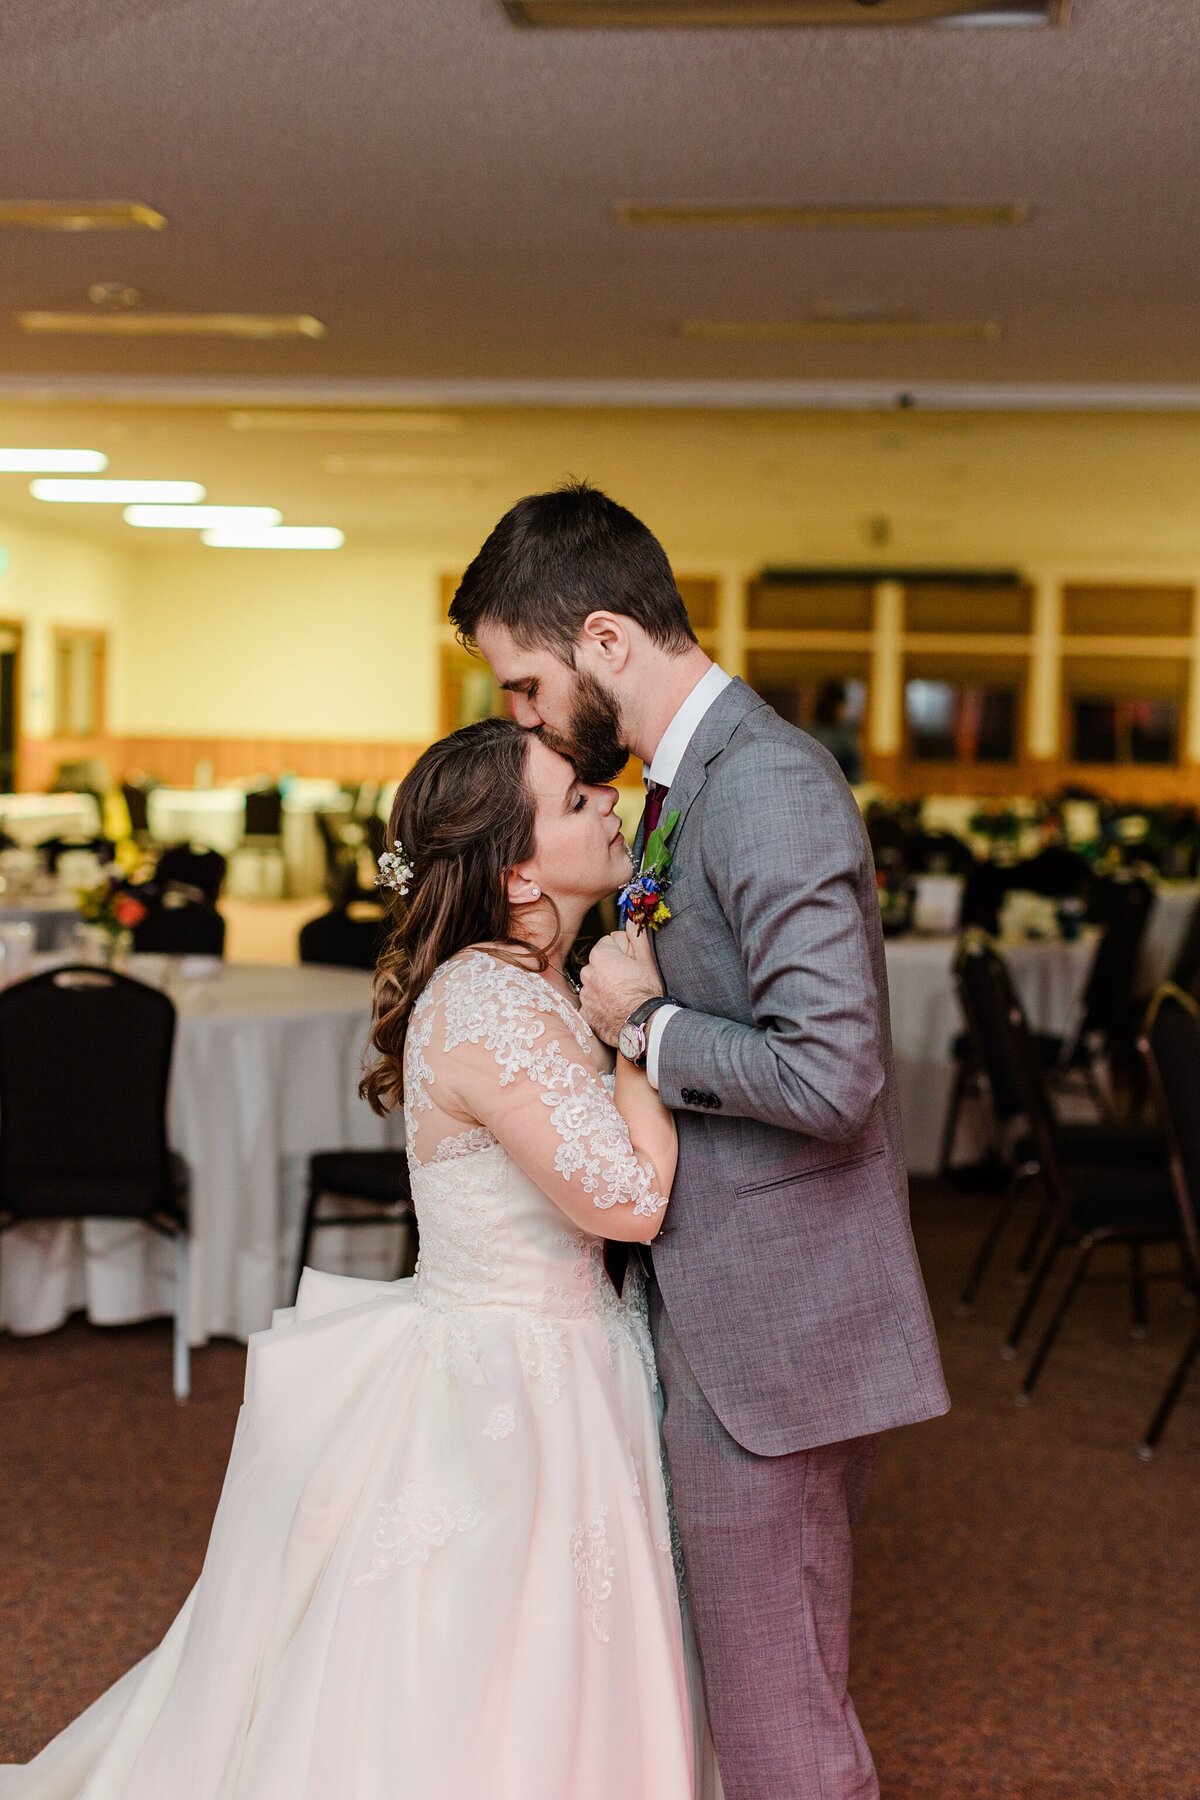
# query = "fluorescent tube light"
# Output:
<box><xmin>17</xmin><ymin>312</ymin><xmax>324</xmax><ymax>340</ymax></box>
<box><xmin>0</xmin><ymin>449</ymin><xmax>109</xmax><ymax>472</ymax></box>
<box><xmin>31</xmin><ymin>479</ymin><xmax>207</xmax><ymax>504</ymax></box>
<box><xmin>0</xmin><ymin>201</ymin><xmax>167</xmax><ymax>231</ymax></box>
<box><xmin>124</xmin><ymin>504</ymin><xmax>283</xmax><ymax>530</ymax></box>
<box><xmin>201</xmin><ymin>526</ymin><xmax>344</xmax><ymax>550</ymax></box>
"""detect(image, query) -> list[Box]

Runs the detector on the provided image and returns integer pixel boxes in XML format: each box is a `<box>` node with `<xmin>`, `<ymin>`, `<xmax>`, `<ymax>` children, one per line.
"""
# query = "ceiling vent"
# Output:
<box><xmin>503</xmin><ymin>2</ymin><xmax>1069</xmax><ymax>26</ymax></box>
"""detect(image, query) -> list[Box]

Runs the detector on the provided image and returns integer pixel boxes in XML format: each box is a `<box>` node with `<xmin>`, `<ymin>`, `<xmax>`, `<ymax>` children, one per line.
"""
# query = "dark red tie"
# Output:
<box><xmin>642</xmin><ymin>781</ymin><xmax>669</xmax><ymax>843</ymax></box>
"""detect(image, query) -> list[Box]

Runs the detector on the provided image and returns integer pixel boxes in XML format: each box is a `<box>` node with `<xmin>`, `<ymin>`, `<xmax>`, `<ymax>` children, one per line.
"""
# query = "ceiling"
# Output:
<box><xmin>3</xmin><ymin>400</ymin><xmax>1200</xmax><ymax>567</ymax></box>
<box><xmin>0</xmin><ymin>0</ymin><xmax>1198</xmax><ymax>394</ymax></box>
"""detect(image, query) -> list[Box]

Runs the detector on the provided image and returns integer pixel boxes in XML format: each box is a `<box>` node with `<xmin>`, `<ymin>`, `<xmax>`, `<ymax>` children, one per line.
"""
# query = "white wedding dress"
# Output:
<box><xmin>1</xmin><ymin>950</ymin><xmax>711</xmax><ymax>1800</ymax></box>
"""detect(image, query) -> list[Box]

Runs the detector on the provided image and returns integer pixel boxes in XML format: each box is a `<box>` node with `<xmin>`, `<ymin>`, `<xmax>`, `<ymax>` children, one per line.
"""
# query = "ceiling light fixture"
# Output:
<box><xmin>618</xmin><ymin>201</ymin><xmax>1028</xmax><ymax>229</ymax></box>
<box><xmin>506</xmin><ymin>1</ymin><xmax>1068</xmax><ymax>26</ymax></box>
<box><xmin>0</xmin><ymin>449</ymin><xmax>109</xmax><ymax>473</ymax></box>
<box><xmin>682</xmin><ymin>318</ymin><xmax>1001</xmax><ymax>342</ymax></box>
<box><xmin>31</xmin><ymin>479</ymin><xmax>207</xmax><ymax>505</ymax></box>
<box><xmin>17</xmin><ymin>313</ymin><xmax>325</xmax><ymax>340</ymax></box>
<box><xmin>123</xmin><ymin>505</ymin><xmax>283</xmax><ymax>531</ymax></box>
<box><xmin>227</xmin><ymin>410</ymin><xmax>462</xmax><ymax>434</ymax></box>
<box><xmin>201</xmin><ymin>526</ymin><xmax>344</xmax><ymax>550</ymax></box>
<box><xmin>0</xmin><ymin>200</ymin><xmax>167</xmax><ymax>231</ymax></box>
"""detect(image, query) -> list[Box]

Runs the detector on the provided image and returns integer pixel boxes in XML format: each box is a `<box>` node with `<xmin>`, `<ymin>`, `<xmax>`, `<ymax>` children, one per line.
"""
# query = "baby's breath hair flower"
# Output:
<box><xmin>377</xmin><ymin>841</ymin><xmax>414</xmax><ymax>896</ymax></box>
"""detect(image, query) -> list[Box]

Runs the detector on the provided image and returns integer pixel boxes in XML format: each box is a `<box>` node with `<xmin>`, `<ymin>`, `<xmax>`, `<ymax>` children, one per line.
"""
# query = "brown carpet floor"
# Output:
<box><xmin>2</xmin><ymin>1178</ymin><xmax>1197</xmax><ymax>1796</ymax></box>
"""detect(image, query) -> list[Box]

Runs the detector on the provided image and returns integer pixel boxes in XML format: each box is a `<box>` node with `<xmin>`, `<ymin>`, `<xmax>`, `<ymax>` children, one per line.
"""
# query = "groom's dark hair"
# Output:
<box><xmin>449</xmin><ymin>479</ymin><xmax>698</xmax><ymax>661</ymax></box>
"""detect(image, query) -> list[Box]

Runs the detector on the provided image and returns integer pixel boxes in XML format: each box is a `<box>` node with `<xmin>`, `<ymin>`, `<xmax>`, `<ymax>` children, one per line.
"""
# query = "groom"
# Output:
<box><xmin>451</xmin><ymin>481</ymin><xmax>949</xmax><ymax>1800</ymax></box>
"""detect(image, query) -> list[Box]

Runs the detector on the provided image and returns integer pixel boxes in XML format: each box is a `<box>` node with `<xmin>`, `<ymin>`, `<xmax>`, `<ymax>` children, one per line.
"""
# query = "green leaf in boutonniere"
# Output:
<box><xmin>643</xmin><ymin>809</ymin><xmax>680</xmax><ymax>880</ymax></box>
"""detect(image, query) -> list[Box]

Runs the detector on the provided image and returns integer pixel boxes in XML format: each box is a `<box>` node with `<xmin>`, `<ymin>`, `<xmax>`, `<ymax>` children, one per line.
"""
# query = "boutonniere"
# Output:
<box><xmin>618</xmin><ymin>810</ymin><xmax>680</xmax><ymax>934</ymax></box>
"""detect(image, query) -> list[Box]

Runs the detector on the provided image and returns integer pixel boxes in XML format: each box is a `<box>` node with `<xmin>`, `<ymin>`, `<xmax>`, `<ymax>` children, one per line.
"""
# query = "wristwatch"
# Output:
<box><xmin>618</xmin><ymin>995</ymin><xmax>677</xmax><ymax>1070</ymax></box>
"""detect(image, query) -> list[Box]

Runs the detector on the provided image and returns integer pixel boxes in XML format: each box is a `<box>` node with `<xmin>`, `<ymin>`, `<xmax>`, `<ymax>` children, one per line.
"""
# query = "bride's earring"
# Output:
<box><xmin>530</xmin><ymin>886</ymin><xmax>541</xmax><ymax>899</ymax></box>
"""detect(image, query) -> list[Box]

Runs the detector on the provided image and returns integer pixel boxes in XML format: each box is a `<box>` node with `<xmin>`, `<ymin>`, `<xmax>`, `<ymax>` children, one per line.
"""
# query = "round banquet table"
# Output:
<box><xmin>884</xmin><ymin>930</ymin><xmax>1097</xmax><ymax>1176</ymax></box>
<box><xmin>0</xmin><ymin>959</ymin><xmax>404</xmax><ymax>1346</ymax></box>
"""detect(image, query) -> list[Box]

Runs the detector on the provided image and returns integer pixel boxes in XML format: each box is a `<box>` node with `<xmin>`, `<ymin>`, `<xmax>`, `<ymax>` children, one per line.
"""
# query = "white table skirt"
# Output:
<box><xmin>1138</xmin><ymin>881</ymin><xmax>1200</xmax><ymax>992</ymax></box>
<box><xmin>885</xmin><ymin>932</ymin><xmax>1096</xmax><ymax>1176</ymax></box>
<box><xmin>0</xmin><ymin>961</ymin><xmax>404</xmax><ymax>1346</ymax></box>
<box><xmin>0</xmin><ymin>792</ymin><xmax>101</xmax><ymax>845</ymax></box>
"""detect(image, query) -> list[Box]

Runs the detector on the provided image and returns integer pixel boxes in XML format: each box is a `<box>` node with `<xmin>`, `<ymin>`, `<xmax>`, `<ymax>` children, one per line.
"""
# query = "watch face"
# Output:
<box><xmin>618</xmin><ymin>1021</ymin><xmax>645</xmax><ymax>1062</ymax></box>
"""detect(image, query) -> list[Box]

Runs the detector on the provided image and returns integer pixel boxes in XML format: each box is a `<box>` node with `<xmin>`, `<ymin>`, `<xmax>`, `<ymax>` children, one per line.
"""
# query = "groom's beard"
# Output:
<box><xmin>536</xmin><ymin>670</ymin><xmax>630</xmax><ymax>786</ymax></box>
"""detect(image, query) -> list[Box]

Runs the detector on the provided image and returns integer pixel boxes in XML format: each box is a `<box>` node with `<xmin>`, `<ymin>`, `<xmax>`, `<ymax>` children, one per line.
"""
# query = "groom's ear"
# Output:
<box><xmin>579</xmin><ymin>611</ymin><xmax>632</xmax><ymax>674</ymax></box>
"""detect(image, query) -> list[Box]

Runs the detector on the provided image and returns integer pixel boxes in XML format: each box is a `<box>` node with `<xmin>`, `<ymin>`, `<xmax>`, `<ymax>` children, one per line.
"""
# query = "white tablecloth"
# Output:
<box><xmin>1138</xmin><ymin>881</ymin><xmax>1200</xmax><ymax>992</ymax></box>
<box><xmin>885</xmin><ymin>932</ymin><xmax>1096</xmax><ymax>1175</ymax></box>
<box><xmin>0</xmin><ymin>960</ymin><xmax>404</xmax><ymax>1345</ymax></box>
<box><xmin>148</xmin><ymin>786</ymin><xmax>355</xmax><ymax>898</ymax></box>
<box><xmin>0</xmin><ymin>895</ymin><xmax>81</xmax><ymax>952</ymax></box>
<box><xmin>0</xmin><ymin>791</ymin><xmax>101</xmax><ymax>845</ymax></box>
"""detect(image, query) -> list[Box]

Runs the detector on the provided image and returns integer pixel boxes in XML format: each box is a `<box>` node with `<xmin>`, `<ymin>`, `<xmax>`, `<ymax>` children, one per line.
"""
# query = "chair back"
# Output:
<box><xmin>134</xmin><ymin>893</ymin><xmax>226</xmax><ymax>955</ymax></box>
<box><xmin>299</xmin><ymin>907</ymin><xmax>385</xmax><ymax>971</ymax></box>
<box><xmin>1010</xmin><ymin>846</ymin><xmax>1091</xmax><ymax>901</ymax></box>
<box><xmin>953</xmin><ymin>932</ymin><xmax>1027</xmax><ymax>1127</ymax></box>
<box><xmin>956</xmin><ymin>932</ymin><xmax>1065</xmax><ymax>1183</ymax></box>
<box><xmin>39</xmin><ymin>834</ymin><xmax>114</xmax><ymax>872</ymax></box>
<box><xmin>244</xmin><ymin>787</ymin><xmax>283</xmax><ymax>837</ymax></box>
<box><xmin>1080</xmin><ymin>873</ymin><xmax>1156</xmax><ymax>1029</ymax></box>
<box><xmin>1140</xmin><ymin>985</ymin><xmax>1200</xmax><ymax>1280</ymax></box>
<box><xmin>908</xmin><ymin>831</ymin><xmax>976</xmax><ymax>877</ymax></box>
<box><xmin>1167</xmin><ymin>895</ymin><xmax>1200</xmax><ymax>998</ymax></box>
<box><xmin>0</xmin><ymin>966</ymin><xmax>178</xmax><ymax>1223</ymax></box>
<box><xmin>155</xmin><ymin>844</ymin><xmax>227</xmax><ymax>904</ymax></box>
<box><xmin>121</xmin><ymin>782</ymin><xmax>150</xmax><ymax>835</ymax></box>
<box><xmin>960</xmin><ymin>862</ymin><xmax>1014</xmax><ymax>935</ymax></box>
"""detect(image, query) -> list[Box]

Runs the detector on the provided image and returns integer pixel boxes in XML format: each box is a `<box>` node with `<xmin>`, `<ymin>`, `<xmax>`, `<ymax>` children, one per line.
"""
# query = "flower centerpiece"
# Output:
<box><xmin>75</xmin><ymin>854</ymin><xmax>157</xmax><ymax>963</ymax></box>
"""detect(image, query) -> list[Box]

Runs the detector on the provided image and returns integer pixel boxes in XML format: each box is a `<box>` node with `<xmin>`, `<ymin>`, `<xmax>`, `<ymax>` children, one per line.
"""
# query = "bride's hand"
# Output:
<box><xmin>579</xmin><ymin>927</ymin><xmax>664</xmax><ymax>1046</ymax></box>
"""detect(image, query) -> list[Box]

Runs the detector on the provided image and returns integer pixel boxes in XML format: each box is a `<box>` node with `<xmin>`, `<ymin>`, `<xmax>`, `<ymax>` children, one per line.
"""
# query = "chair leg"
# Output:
<box><xmin>1014</xmin><ymin>1181</ymin><xmax>1056</xmax><ymax>1278</ymax></box>
<box><xmin>1129</xmin><ymin>1239</ymin><xmax>1149</xmax><ymax>1341</ymax></box>
<box><xmin>293</xmin><ymin>1182</ymin><xmax>321</xmax><ymax>1302</ymax></box>
<box><xmin>956</xmin><ymin>1167</ymin><xmax>1028</xmax><ymax>1316</ymax></box>
<box><xmin>173</xmin><ymin>1233</ymin><xmax>191</xmax><ymax>1402</ymax></box>
<box><xmin>1137</xmin><ymin>1320</ymin><xmax>1200</xmax><ymax>1459</ymax></box>
<box><xmin>937</xmin><ymin>1059</ymin><xmax>971</xmax><ymax>1179</ymax></box>
<box><xmin>1003</xmin><ymin>1219</ymin><xmax>1068</xmax><ymax>1359</ymax></box>
<box><xmin>1017</xmin><ymin>1238</ymin><xmax>1096</xmax><ymax>1402</ymax></box>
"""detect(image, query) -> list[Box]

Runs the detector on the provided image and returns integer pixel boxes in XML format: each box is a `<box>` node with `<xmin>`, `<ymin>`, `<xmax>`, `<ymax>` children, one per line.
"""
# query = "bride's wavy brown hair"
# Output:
<box><xmin>360</xmin><ymin>717</ymin><xmax>556</xmax><ymax>1115</ymax></box>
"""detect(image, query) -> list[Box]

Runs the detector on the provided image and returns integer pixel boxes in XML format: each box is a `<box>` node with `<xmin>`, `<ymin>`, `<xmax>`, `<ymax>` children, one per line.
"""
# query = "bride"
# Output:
<box><xmin>1</xmin><ymin>717</ymin><xmax>711</xmax><ymax>1800</ymax></box>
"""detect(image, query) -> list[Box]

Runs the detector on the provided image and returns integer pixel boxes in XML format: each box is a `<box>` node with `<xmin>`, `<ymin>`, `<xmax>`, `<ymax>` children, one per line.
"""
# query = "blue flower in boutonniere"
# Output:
<box><xmin>618</xmin><ymin>809</ymin><xmax>680</xmax><ymax>935</ymax></box>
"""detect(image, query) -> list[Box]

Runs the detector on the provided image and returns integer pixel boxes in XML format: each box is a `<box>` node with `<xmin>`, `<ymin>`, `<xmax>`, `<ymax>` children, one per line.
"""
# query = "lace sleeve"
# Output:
<box><xmin>428</xmin><ymin>952</ymin><xmax>668</xmax><ymax>1230</ymax></box>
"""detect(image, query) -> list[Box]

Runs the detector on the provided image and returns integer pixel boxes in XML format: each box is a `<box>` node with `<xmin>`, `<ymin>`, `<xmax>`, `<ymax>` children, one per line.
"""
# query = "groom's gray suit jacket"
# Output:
<box><xmin>646</xmin><ymin>677</ymin><xmax>949</xmax><ymax>1456</ymax></box>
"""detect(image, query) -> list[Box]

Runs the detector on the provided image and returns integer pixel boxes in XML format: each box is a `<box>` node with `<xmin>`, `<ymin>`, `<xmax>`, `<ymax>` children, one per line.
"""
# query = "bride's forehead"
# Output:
<box><xmin>525</xmin><ymin>737</ymin><xmax>574</xmax><ymax>791</ymax></box>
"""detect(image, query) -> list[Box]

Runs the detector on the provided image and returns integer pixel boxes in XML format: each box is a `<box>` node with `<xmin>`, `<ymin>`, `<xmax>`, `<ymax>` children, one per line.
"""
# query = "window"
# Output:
<box><xmin>905</xmin><ymin>679</ymin><xmax>1018</xmax><ymax>763</ymax></box>
<box><xmin>1063</xmin><ymin>655</ymin><xmax>1188</xmax><ymax>767</ymax></box>
<box><xmin>1071</xmin><ymin>697</ymin><xmax>1180</xmax><ymax>765</ymax></box>
<box><xmin>53</xmin><ymin>630</ymin><xmax>106</xmax><ymax>737</ymax></box>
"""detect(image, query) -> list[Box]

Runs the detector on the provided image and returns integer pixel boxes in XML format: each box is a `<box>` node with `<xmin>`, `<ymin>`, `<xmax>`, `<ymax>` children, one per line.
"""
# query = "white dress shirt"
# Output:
<box><xmin>641</xmin><ymin>663</ymin><xmax>732</xmax><ymax>1087</ymax></box>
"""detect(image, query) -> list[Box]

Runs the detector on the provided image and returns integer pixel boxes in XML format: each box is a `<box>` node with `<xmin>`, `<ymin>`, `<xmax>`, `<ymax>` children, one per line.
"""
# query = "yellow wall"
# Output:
<box><xmin>122</xmin><ymin>543</ymin><xmax>446</xmax><ymax>742</ymax></box>
<box><xmin>0</xmin><ymin>509</ymin><xmax>130</xmax><ymax>739</ymax></box>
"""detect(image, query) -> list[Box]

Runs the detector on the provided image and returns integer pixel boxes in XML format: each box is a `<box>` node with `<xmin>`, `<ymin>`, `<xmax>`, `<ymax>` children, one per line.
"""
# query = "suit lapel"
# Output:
<box><xmin>662</xmin><ymin>677</ymin><xmax>765</xmax><ymax>844</ymax></box>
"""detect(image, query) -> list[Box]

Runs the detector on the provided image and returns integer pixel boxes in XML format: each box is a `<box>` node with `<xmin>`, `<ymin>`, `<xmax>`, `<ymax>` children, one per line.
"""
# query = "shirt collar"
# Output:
<box><xmin>646</xmin><ymin>664</ymin><xmax>733</xmax><ymax>790</ymax></box>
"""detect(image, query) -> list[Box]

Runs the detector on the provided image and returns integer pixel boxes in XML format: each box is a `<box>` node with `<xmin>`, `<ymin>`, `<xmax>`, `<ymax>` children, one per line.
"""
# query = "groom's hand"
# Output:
<box><xmin>579</xmin><ymin>929</ymin><xmax>663</xmax><ymax>1046</ymax></box>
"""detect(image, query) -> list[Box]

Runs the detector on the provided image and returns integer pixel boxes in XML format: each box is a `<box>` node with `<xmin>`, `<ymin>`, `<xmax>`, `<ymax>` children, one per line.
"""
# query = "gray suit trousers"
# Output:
<box><xmin>651</xmin><ymin>1284</ymin><xmax>880</xmax><ymax>1800</ymax></box>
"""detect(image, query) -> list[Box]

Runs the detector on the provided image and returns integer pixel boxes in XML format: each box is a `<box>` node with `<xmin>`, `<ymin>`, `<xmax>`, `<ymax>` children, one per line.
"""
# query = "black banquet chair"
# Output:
<box><xmin>299</xmin><ymin>905</ymin><xmax>386</xmax><ymax>971</ymax></box>
<box><xmin>0</xmin><ymin>966</ymin><xmax>192</xmax><ymax>1398</ymax></box>
<box><xmin>993</xmin><ymin>961</ymin><xmax>1179</xmax><ymax>1404</ymax></box>
<box><xmin>1137</xmin><ymin>985</ymin><xmax>1200</xmax><ymax>1456</ymax></box>
<box><xmin>948</xmin><ymin>932</ymin><xmax>1163</xmax><ymax>1315</ymax></box>
<box><xmin>293</xmin><ymin>1151</ymin><xmax>416</xmax><ymax>1302</ymax></box>
<box><xmin>155</xmin><ymin>844</ymin><xmax>227</xmax><ymax>906</ymax></box>
<box><xmin>39</xmin><ymin>834</ymin><xmax>114</xmax><ymax>872</ymax></box>
<box><xmin>133</xmin><ymin>890</ymin><xmax>226</xmax><ymax>956</ymax></box>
